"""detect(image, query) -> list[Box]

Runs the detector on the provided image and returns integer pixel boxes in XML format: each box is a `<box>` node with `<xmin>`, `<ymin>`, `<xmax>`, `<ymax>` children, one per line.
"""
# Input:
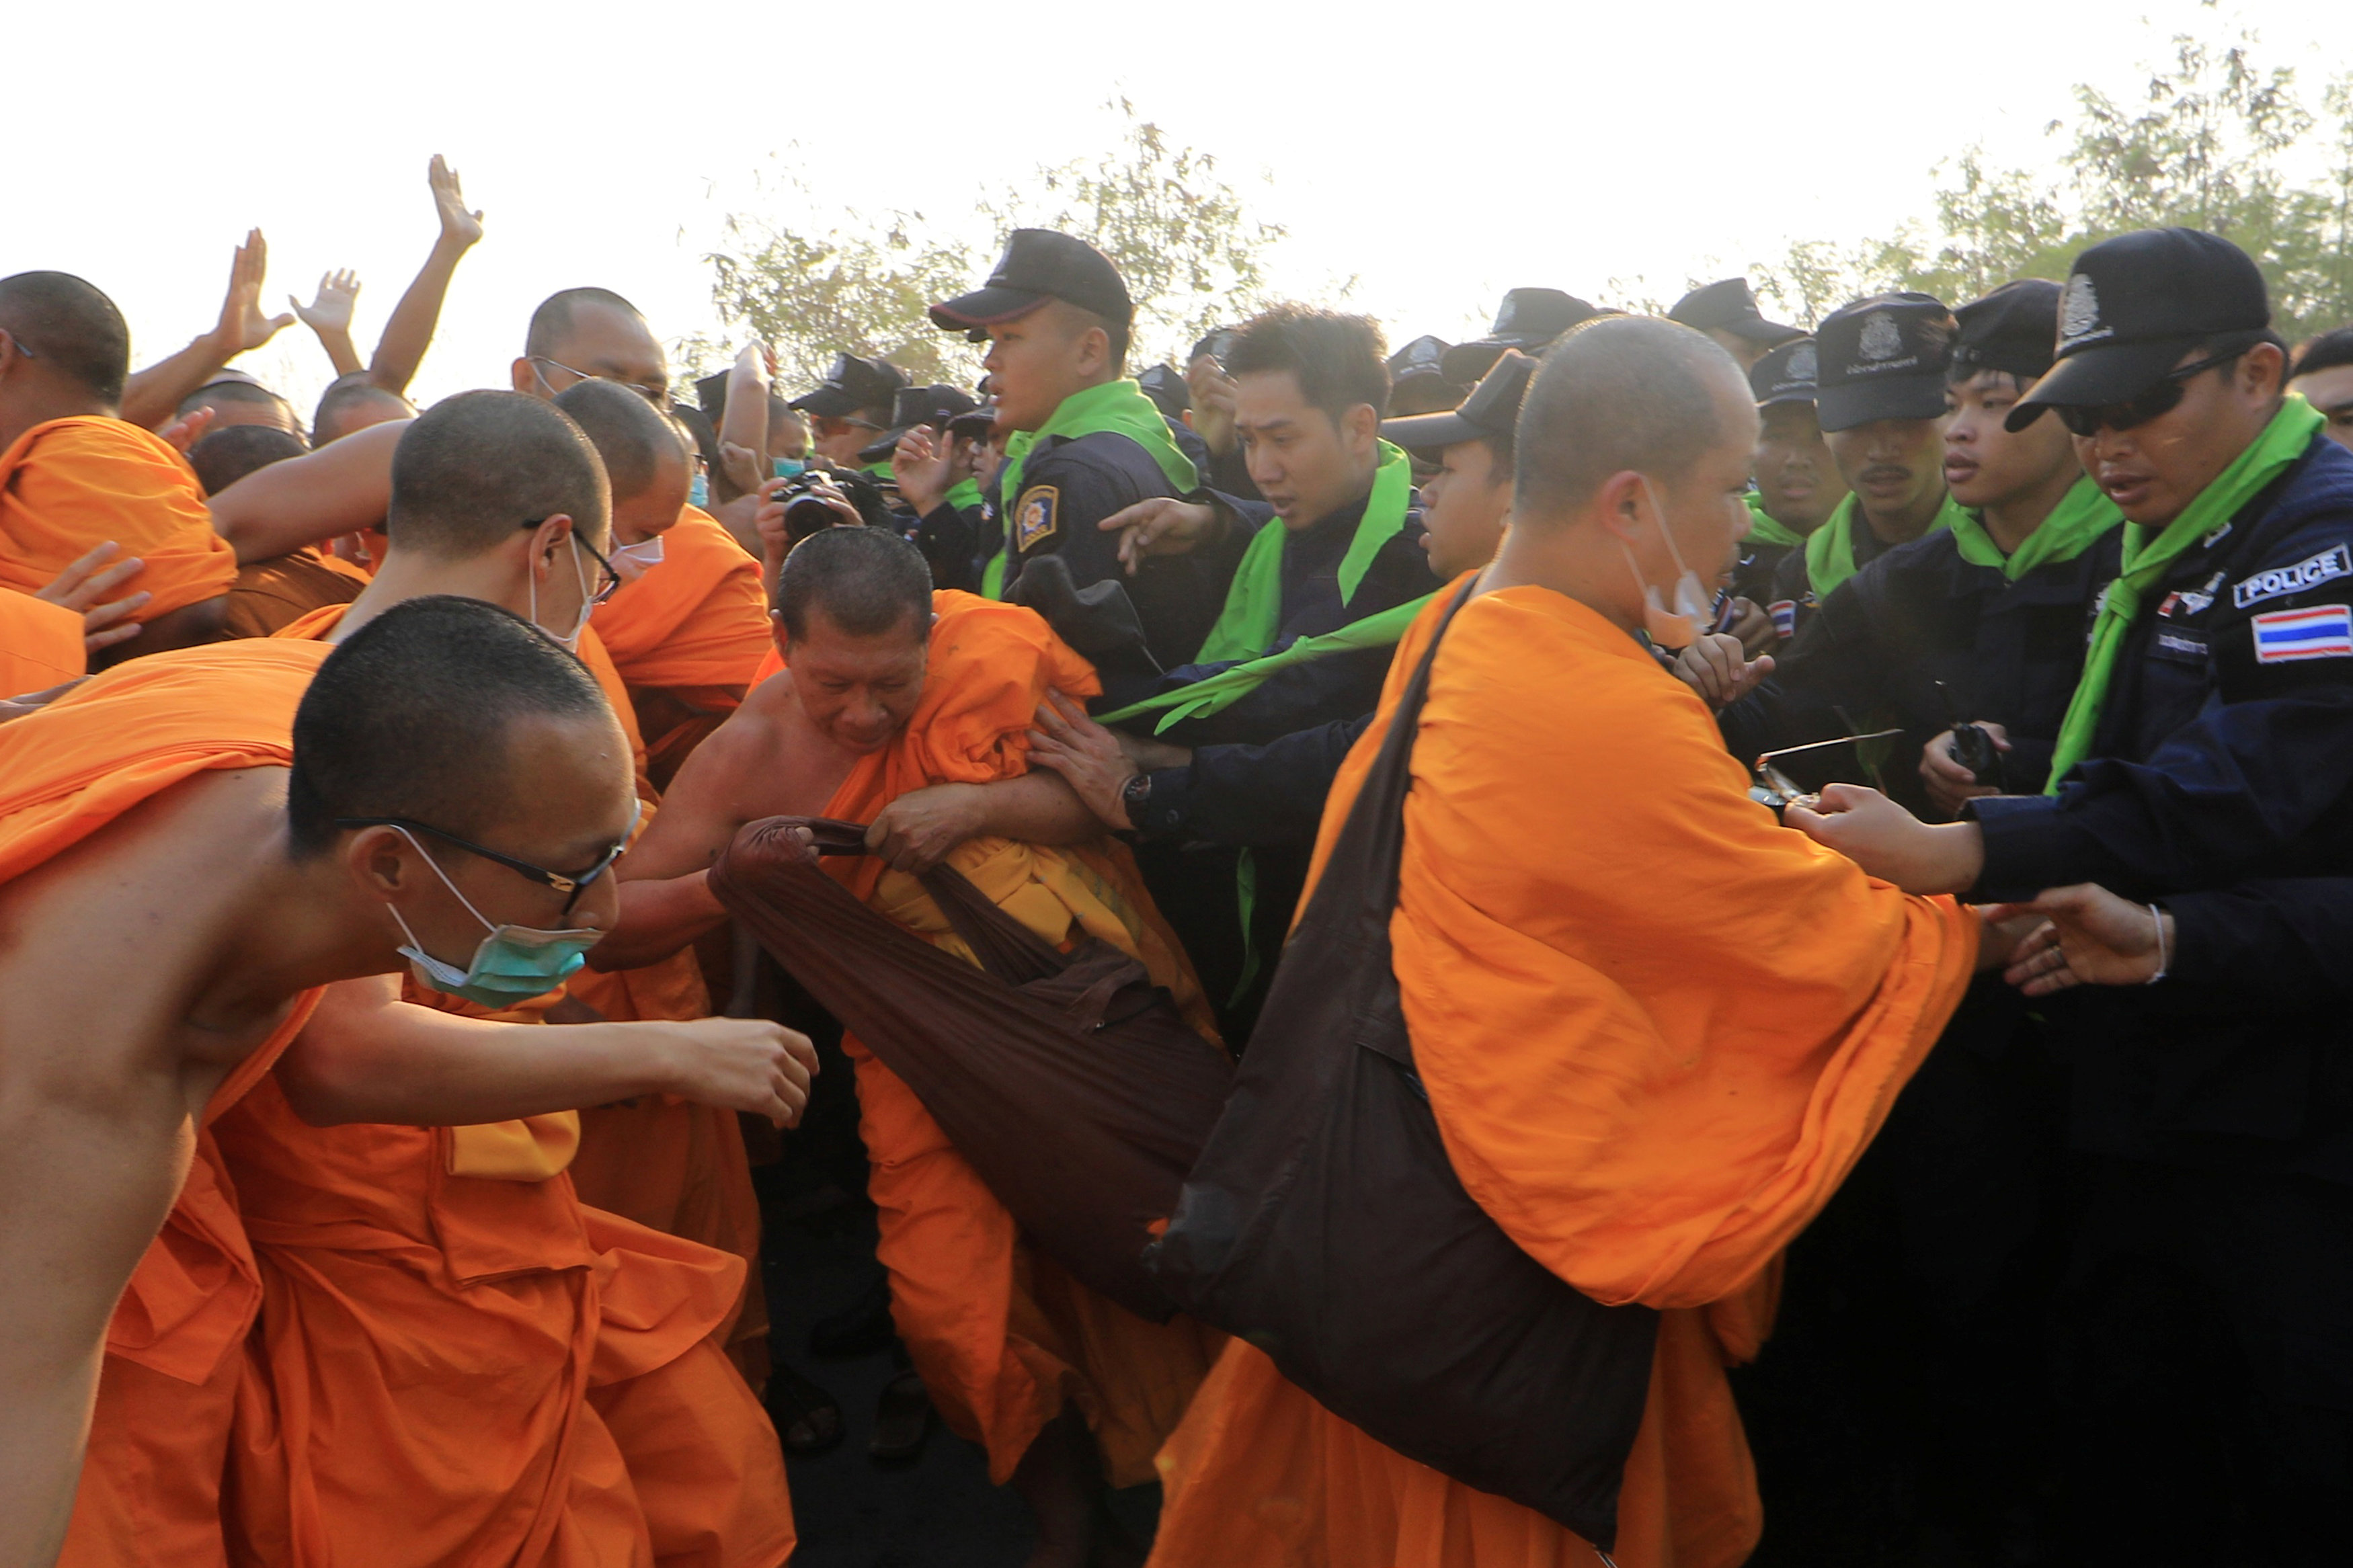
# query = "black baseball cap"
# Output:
<box><xmin>1952</xmin><ymin>280</ymin><xmax>2063</xmax><ymax>384</ymax></box>
<box><xmin>1749</xmin><ymin>337</ymin><xmax>1820</xmax><ymax>409</ymax></box>
<box><xmin>856</xmin><ymin>383</ymin><xmax>982</xmax><ymax>464</ymax></box>
<box><xmin>1443</xmin><ymin>288</ymin><xmax>1600</xmax><ymax>382</ymax></box>
<box><xmin>790</xmin><ymin>352</ymin><xmax>911</xmax><ymax>420</ymax></box>
<box><xmin>930</xmin><ymin>229</ymin><xmax>1134</xmax><ymax>337</ymax></box>
<box><xmin>1669</xmin><ymin>278</ymin><xmax>1805</xmax><ymax>347</ymax></box>
<box><xmin>1380</xmin><ymin>350</ymin><xmax>1536</xmax><ymax>450</ymax></box>
<box><xmin>1814</xmin><ymin>292</ymin><xmax>1955</xmax><ymax>432</ymax></box>
<box><xmin>2004</xmin><ymin>229</ymin><xmax>2272</xmax><ymax>431</ymax></box>
<box><xmin>1136</xmin><ymin>363</ymin><xmax>1191</xmax><ymax>421</ymax></box>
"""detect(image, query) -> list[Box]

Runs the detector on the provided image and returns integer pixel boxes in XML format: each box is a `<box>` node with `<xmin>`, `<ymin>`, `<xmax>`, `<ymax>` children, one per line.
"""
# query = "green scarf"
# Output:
<box><xmin>1745</xmin><ymin>493</ymin><xmax>1804</xmax><ymax>550</ymax></box>
<box><xmin>2043</xmin><ymin>397</ymin><xmax>2324</xmax><ymax>793</ymax></box>
<box><xmin>1802</xmin><ymin>491</ymin><xmax>1968</xmax><ymax>600</ymax></box>
<box><xmin>984</xmin><ymin>379</ymin><xmax>1200</xmax><ymax>600</ymax></box>
<box><xmin>864</xmin><ymin>459</ymin><xmax>895</xmax><ymax>481</ymax></box>
<box><xmin>1098</xmin><ymin>589</ymin><xmax>1435</xmax><ymax>734</ymax></box>
<box><xmin>945</xmin><ymin>477</ymin><xmax>983</xmax><ymax>512</ymax></box>
<box><xmin>1948</xmin><ymin>476</ymin><xmax>2124</xmax><ymax>581</ymax></box>
<box><xmin>1194</xmin><ymin>441</ymin><xmax>1414</xmax><ymax>665</ymax></box>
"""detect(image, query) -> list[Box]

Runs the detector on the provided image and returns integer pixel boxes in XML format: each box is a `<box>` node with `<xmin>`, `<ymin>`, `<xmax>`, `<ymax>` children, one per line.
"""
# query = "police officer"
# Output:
<box><xmin>1439</xmin><ymin>286</ymin><xmax>1598</xmax><ymax>384</ymax></box>
<box><xmin>1800</xmin><ymin>229</ymin><xmax>2353</xmax><ymax>1565</ymax></box>
<box><xmin>1667</xmin><ymin>276</ymin><xmax>1806</xmax><ymax>372</ymax></box>
<box><xmin>1736</xmin><ymin>336</ymin><xmax>1849</xmax><ymax>610</ymax></box>
<box><xmin>863</xmin><ymin>384</ymin><xmax>986</xmax><ymax>586</ymax></box>
<box><xmin>789</xmin><ymin>351</ymin><xmax>910</xmax><ymax>470</ymax></box>
<box><xmin>930</xmin><ymin>229</ymin><xmax>1244</xmax><ymax>665</ymax></box>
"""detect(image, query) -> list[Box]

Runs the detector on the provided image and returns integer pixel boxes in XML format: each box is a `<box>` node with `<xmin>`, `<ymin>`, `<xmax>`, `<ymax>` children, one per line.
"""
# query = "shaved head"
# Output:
<box><xmin>1514</xmin><ymin>316</ymin><xmax>1748</xmax><ymax>520</ymax></box>
<box><xmin>188</xmin><ymin>423</ymin><xmax>307</xmax><ymax>495</ymax></box>
<box><xmin>0</xmin><ymin>271</ymin><xmax>130</xmax><ymax>403</ymax></box>
<box><xmin>387</xmin><ymin>390</ymin><xmax>610</xmax><ymax>559</ymax></box>
<box><xmin>286</xmin><ymin>595</ymin><xmax>617</xmax><ymax>856</ymax></box>
<box><xmin>776</xmin><ymin>524</ymin><xmax>932</xmax><ymax>643</ymax></box>
<box><xmin>555</xmin><ymin>378</ymin><xmax>679</xmax><ymax>501</ymax></box>
<box><xmin>314</xmin><ymin>374</ymin><xmax>415</xmax><ymax>446</ymax></box>
<box><xmin>526</xmin><ymin>287</ymin><xmax>647</xmax><ymax>360</ymax></box>
<box><xmin>179</xmin><ymin>378</ymin><xmax>304</xmax><ymax>439</ymax></box>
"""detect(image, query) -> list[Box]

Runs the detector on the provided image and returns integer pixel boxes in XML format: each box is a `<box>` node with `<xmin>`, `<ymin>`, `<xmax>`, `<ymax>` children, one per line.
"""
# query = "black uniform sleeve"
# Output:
<box><xmin>1716</xmin><ymin>575</ymin><xmax>1891</xmax><ymax>762</ymax></box>
<box><xmin>914</xmin><ymin>502</ymin><xmax>982</xmax><ymax>593</ymax></box>
<box><xmin>2164</xmin><ymin>880</ymin><xmax>2353</xmax><ymax>1008</ymax></box>
<box><xmin>1130</xmin><ymin>715</ymin><xmax>1371</xmax><ymax>850</ymax></box>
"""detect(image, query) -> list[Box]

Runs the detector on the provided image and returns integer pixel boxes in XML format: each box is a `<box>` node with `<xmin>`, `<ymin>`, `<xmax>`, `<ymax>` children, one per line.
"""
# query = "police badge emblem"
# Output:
<box><xmin>1858</xmin><ymin>312</ymin><xmax>1903</xmax><ymax>362</ymax></box>
<box><xmin>2061</xmin><ymin>274</ymin><xmax>2100</xmax><ymax>343</ymax></box>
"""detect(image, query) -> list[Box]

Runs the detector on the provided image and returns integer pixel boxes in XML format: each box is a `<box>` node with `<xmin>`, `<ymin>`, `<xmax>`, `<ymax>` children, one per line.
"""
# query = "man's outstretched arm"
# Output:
<box><xmin>366</xmin><ymin>155</ymin><xmax>483</xmax><ymax>396</ymax></box>
<box><xmin>208</xmin><ymin>418</ymin><xmax>405</xmax><ymax>564</ymax></box>
<box><xmin>119</xmin><ymin>231</ymin><xmax>295</xmax><ymax>430</ymax></box>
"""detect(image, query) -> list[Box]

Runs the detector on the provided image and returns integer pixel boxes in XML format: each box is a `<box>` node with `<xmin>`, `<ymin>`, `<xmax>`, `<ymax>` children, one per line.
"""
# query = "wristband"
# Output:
<box><xmin>2145</xmin><ymin>903</ymin><xmax>2169</xmax><ymax>985</ymax></box>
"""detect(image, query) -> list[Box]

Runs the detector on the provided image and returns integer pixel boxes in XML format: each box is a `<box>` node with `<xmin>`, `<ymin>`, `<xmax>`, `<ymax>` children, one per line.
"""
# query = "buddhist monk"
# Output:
<box><xmin>0</xmin><ymin>272</ymin><xmax>239</xmax><ymax>665</ymax></box>
<box><xmin>0</xmin><ymin>593</ymin><xmax>728</xmax><ymax>1568</ymax></box>
<box><xmin>596</xmin><ymin>526</ymin><xmax>1225</xmax><ymax>1567</ymax></box>
<box><xmin>1144</xmin><ymin>316</ymin><xmax>1990</xmax><ymax>1568</ymax></box>
<box><xmin>175</xmin><ymin>376</ymin><xmax>306</xmax><ymax>442</ymax></box>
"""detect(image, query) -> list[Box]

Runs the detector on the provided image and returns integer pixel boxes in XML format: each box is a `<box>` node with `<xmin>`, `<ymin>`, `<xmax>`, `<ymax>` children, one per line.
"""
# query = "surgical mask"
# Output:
<box><xmin>383</xmin><ymin>828</ymin><xmax>601</xmax><ymax>1007</ymax></box>
<box><xmin>610</xmin><ymin>536</ymin><xmax>666</xmax><ymax>585</ymax></box>
<box><xmin>528</xmin><ymin>534</ymin><xmax>596</xmax><ymax>651</ymax></box>
<box><xmin>688</xmin><ymin>470</ymin><xmax>710</xmax><ymax>508</ymax></box>
<box><xmin>1618</xmin><ymin>475</ymin><xmax>1712</xmax><ymax>650</ymax></box>
<box><xmin>773</xmin><ymin>456</ymin><xmax>807</xmax><ymax>479</ymax></box>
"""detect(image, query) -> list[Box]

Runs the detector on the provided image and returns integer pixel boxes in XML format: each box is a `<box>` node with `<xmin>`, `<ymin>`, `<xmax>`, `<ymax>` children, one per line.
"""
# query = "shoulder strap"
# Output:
<box><xmin>1335</xmin><ymin>575</ymin><xmax>1484</xmax><ymax>915</ymax></box>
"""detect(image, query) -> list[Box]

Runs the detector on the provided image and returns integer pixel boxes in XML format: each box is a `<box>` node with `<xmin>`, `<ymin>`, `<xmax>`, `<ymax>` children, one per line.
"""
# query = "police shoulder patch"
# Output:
<box><xmin>1014</xmin><ymin>485</ymin><xmax>1060</xmax><ymax>551</ymax></box>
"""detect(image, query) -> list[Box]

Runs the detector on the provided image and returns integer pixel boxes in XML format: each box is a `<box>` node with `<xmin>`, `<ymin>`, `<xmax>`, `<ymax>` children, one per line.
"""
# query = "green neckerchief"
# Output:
<box><xmin>1745</xmin><ymin>493</ymin><xmax>1804</xmax><ymax>550</ymax></box>
<box><xmin>945</xmin><ymin>477</ymin><xmax>983</xmax><ymax>511</ymax></box>
<box><xmin>1803</xmin><ymin>490</ymin><xmax>1968</xmax><ymax>600</ymax></box>
<box><xmin>864</xmin><ymin>459</ymin><xmax>895</xmax><ymax>481</ymax></box>
<box><xmin>1948</xmin><ymin>475</ymin><xmax>2124</xmax><ymax>582</ymax></box>
<box><xmin>984</xmin><ymin>378</ymin><xmax>1200</xmax><ymax>600</ymax></box>
<box><xmin>1099</xmin><ymin>589</ymin><xmax>1435</xmax><ymax>734</ymax></box>
<box><xmin>1194</xmin><ymin>440</ymin><xmax>1413</xmax><ymax>665</ymax></box>
<box><xmin>2044</xmin><ymin>397</ymin><xmax>2324</xmax><ymax>793</ymax></box>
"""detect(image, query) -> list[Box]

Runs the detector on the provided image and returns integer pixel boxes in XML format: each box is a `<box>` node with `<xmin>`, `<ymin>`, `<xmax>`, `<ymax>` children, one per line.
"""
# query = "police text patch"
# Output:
<box><xmin>2232</xmin><ymin>544</ymin><xmax>2352</xmax><ymax>608</ymax></box>
<box><xmin>1013</xmin><ymin>485</ymin><xmax>1060</xmax><ymax>550</ymax></box>
<box><xmin>2252</xmin><ymin>604</ymin><xmax>2353</xmax><ymax>663</ymax></box>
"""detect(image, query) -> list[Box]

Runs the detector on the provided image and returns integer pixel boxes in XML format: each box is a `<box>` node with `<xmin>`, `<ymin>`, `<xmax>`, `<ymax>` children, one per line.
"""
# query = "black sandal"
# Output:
<box><xmin>765</xmin><ymin>1364</ymin><xmax>844</xmax><ymax>1456</ymax></box>
<box><xmin>869</xmin><ymin>1368</ymin><xmax>935</xmax><ymax>1464</ymax></box>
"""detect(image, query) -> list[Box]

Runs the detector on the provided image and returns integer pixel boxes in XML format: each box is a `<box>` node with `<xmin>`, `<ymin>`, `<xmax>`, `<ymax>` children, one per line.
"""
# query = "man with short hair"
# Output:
<box><xmin>1147</xmin><ymin>315</ymin><xmax>1982</xmax><ymax>1568</ymax></box>
<box><xmin>512</xmin><ymin>286</ymin><xmax>673</xmax><ymax>407</ymax></box>
<box><xmin>175</xmin><ymin>374</ymin><xmax>306</xmax><ymax>441</ymax></box>
<box><xmin>187</xmin><ymin>423</ymin><xmax>307</xmax><ymax>497</ymax></box>
<box><xmin>1800</xmin><ymin>229</ymin><xmax>2353</xmax><ymax>1562</ymax></box>
<box><xmin>789</xmin><ymin>351</ymin><xmax>910</xmax><ymax>470</ymax></box>
<box><xmin>1771</xmin><ymin>292</ymin><xmax>1969</xmax><ymax>617</ymax></box>
<box><xmin>0</xmin><ymin>270</ymin><xmax>239</xmax><ymax>665</ymax></box>
<box><xmin>1669</xmin><ymin>276</ymin><xmax>1808</xmax><ymax>372</ymax></box>
<box><xmin>1737</xmin><ymin>336</ymin><xmax>1847</xmax><ymax>608</ymax></box>
<box><xmin>2291</xmin><ymin>325</ymin><xmax>2353</xmax><ymax>451</ymax></box>
<box><xmin>313</xmin><ymin>372</ymin><xmax>417</xmax><ymax>446</ymax></box>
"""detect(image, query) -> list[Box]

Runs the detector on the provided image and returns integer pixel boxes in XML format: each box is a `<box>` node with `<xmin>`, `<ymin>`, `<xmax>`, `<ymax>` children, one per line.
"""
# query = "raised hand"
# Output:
<box><xmin>430</xmin><ymin>154</ymin><xmax>483</xmax><ymax>249</ymax></box>
<box><xmin>217</xmin><ymin>229</ymin><xmax>296</xmax><ymax>355</ymax></box>
<box><xmin>155</xmin><ymin>406</ymin><xmax>216</xmax><ymax>454</ymax></box>
<box><xmin>1098</xmin><ymin>495</ymin><xmax>1218</xmax><ymax>575</ymax></box>
<box><xmin>292</xmin><ymin>269</ymin><xmax>362</xmax><ymax>336</ymax></box>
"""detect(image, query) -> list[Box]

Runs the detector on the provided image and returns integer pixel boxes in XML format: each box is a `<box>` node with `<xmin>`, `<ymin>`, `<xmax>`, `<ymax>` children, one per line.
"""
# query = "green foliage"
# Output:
<box><xmin>694</xmin><ymin>104</ymin><xmax>1285</xmax><ymax>393</ymax></box>
<box><xmin>1758</xmin><ymin>22</ymin><xmax>2353</xmax><ymax>340</ymax></box>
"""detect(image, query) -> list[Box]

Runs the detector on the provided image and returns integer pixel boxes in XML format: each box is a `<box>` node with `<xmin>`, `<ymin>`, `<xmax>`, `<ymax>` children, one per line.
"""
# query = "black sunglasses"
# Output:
<box><xmin>2054</xmin><ymin>349</ymin><xmax>2247</xmax><ymax>438</ymax></box>
<box><xmin>335</xmin><ymin>816</ymin><xmax>631</xmax><ymax>918</ymax></box>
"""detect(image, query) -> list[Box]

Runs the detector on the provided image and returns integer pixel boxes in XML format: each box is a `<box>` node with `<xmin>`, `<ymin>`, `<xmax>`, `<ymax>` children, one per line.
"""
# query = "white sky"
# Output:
<box><xmin>11</xmin><ymin>0</ymin><xmax>2352</xmax><ymax>423</ymax></box>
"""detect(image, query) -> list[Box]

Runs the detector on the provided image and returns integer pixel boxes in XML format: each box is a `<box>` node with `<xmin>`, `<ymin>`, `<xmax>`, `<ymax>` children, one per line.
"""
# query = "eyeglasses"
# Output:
<box><xmin>333</xmin><ymin>815</ymin><xmax>633</xmax><ymax>918</ymax></box>
<box><xmin>2054</xmin><ymin>349</ymin><xmax>2246</xmax><ymax>438</ymax></box>
<box><xmin>530</xmin><ymin>354</ymin><xmax>668</xmax><ymax>405</ymax></box>
<box><xmin>520</xmin><ymin>520</ymin><xmax>623</xmax><ymax>606</ymax></box>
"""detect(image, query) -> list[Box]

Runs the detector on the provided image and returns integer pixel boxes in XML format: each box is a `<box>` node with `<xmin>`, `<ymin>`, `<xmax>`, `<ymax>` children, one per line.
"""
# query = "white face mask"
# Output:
<box><xmin>1618</xmin><ymin>475</ymin><xmax>1713</xmax><ymax>650</ymax></box>
<box><xmin>528</xmin><ymin>533</ymin><xmax>596</xmax><ymax>651</ymax></box>
<box><xmin>610</xmin><ymin>536</ymin><xmax>666</xmax><ymax>585</ymax></box>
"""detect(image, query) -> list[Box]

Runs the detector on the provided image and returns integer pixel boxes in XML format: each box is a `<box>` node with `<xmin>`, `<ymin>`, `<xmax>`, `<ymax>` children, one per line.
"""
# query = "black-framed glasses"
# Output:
<box><xmin>528</xmin><ymin>354</ymin><xmax>669</xmax><ymax>405</ymax></box>
<box><xmin>521</xmin><ymin>519</ymin><xmax>623</xmax><ymax>606</ymax></box>
<box><xmin>335</xmin><ymin>815</ymin><xmax>633</xmax><ymax>918</ymax></box>
<box><xmin>2055</xmin><ymin>349</ymin><xmax>2247</xmax><ymax>438</ymax></box>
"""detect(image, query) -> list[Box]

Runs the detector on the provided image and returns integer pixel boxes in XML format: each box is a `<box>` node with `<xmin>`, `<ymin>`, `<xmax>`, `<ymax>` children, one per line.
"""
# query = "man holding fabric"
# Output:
<box><xmin>1770</xmin><ymin>292</ymin><xmax>1968</xmax><ymax>620</ymax></box>
<box><xmin>930</xmin><ymin>230</ymin><xmax>1244</xmax><ymax>665</ymax></box>
<box><xmin>1796</xmin><ymin>229</ymin><xmax>2353</xmax><ymax>1563</ymax></box>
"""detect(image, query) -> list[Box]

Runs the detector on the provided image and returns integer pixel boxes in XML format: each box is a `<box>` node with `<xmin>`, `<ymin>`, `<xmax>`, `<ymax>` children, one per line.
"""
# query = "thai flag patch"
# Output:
<box><xmin>2251</xmin><ymin>604</ymin><xmax>2353</xmax><ymax>663</ymax></box>
<box><xmin>1769</xmin><ymin>600</ymin><xmax>1797</xmax><ymax>638</ymax></box>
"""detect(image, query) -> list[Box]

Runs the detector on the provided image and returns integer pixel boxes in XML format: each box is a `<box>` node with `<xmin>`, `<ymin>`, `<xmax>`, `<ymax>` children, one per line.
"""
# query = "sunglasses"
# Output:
<box><xmin>2054</xmin><ymin>349</ymin><xmax>2245</xmax><ymax>438</ymax></box>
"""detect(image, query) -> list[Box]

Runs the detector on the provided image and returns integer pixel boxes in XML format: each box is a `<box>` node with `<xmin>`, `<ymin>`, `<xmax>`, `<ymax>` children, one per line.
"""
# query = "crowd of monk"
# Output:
<box><xmin>6</xmin><ymin>155</ymin><xmax>2353</xmax><ymax>1568</ymax></box>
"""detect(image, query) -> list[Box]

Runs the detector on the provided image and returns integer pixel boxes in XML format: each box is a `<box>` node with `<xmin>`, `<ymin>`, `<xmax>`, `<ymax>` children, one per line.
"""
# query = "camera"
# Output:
<box><xmin>774</xmin><ymin>469</ymin><xmax>843</xmax><ymax>545</ymax></box>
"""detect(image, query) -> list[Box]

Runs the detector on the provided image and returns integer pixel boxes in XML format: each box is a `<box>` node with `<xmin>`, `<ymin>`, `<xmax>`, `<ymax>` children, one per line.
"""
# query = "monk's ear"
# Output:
<box><xmin>341</xmin><ymin>825</ymin><xmax>418</xmax><ymax>903</ymax></box>
<box><xmin>1597</xmin><ymin>471</ymin><xmax>1648</xmax><ymax>540</ymax></box>
<box><xmin>526</xmin><ymin>514</ymin><xmax>575</xmax><ymax>572</ymax></box>
<box><xmin>511</xmin><ymin>358</ymin><xmax>539</xmax><ymax>396</ymax></box>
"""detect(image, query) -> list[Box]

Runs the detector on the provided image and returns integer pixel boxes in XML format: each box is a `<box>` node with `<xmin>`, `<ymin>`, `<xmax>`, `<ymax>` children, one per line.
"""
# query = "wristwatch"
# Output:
<box><xmin>1119</xmin><ymin>771</ymin><xmax>1152</xmax><ymax>826</ymax></box>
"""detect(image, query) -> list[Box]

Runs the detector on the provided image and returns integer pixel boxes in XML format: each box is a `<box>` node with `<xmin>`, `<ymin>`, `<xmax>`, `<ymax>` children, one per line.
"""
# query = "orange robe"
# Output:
<box><xmin>277</xmin><ymin>604</ymin><xmax>770</xmax><ymax>1380</ymax></box>
<box><xmin>821</xmin><ymin>591</ymin><xmax>1226</xmax><ymax>1486</ymax></box>
<box><xmin>0</xmin><ymin>585</ymin><xmax>83</xmax><ymax>694</ymax></box>
<box><xmin>0</xmin><ymin>641</ymin><xmax>332</xmax><ymax>1568</ymax></box>
<box><xmin>1146</xmin><ymin>583</ymin><xmax>1978</xmax><ymax>1568</ymax></box>
<box><xmin>590</xmin><ymin>507</ymin><xmax>772</xmax><ymax>788</ymax></box>
<box><xmin>0</xmin><ymin>416</ymin><xmax>237</xmax><ymax>620</ymax></box>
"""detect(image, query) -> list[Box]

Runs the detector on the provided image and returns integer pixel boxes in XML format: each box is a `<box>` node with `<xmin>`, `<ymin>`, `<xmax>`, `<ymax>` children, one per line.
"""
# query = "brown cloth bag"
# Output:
<box><xmin>710</xmin><ymin>817</ymin><xmax>1234</xmax><ymax>1322</ymax></box>
<box><xmin>1142</xmin><ymin>581</ymin><xmax>1659</xmax><ymax>1551</ymax></box>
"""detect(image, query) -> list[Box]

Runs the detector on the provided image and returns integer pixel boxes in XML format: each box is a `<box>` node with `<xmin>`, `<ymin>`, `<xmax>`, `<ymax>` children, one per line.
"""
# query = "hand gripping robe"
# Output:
<box><xmin>590</xmin><ymin>507</ymin><xmax>773</xmax><ymax>788</ymax></box>
<box><xmin>0</xmin><ymin>417</ymin><xmax>237</xmax><ymax>620</ymax></box>
<box><xmin>1146</xmin><ymin>583</ymin><xmax>1977</xmax><ymax>1568</ymax></box>
<box><xmin>820</xmin><ymin>591</ymin><xmax>1224</xmax><ymax>1486</ymax></box>
<box><xmin>0</xmin><ymin>641</ymin><xmax>330</xmax><ymax>1568</ymax></box>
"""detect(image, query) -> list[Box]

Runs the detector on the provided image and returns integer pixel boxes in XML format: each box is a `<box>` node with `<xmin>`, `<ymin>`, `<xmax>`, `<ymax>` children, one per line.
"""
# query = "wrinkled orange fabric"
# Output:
<box><xmin>591</xmin><ymin>509</ymin><xmax>769</xmax><ymax>788</ymax></box>
<box><xmin>0</xmin><ymin>641</ymin><xmax>330</xmax><ymax>1568</ymax></box>
<box><xmin>0</xmin><ymin>585</ymin><xmax>83</xmax><ymax>694</ymax></box>
<box><xmin>221</xmin><ymin>548</ymin><xmax>369</xmax><ymax>639</ymax></box>
<box><xmin>0</xmin><ymin>416</ymin><xmax>236</xmax><ymax>618</ymax></box>
<box><xmin>1147</xmin><ymin>584</ymin><xmax>1978</xmax><ymax>1568</ymax></box>
<box><xmin>821</xmin><ymin>591</ymin><xmax>1224</xmax><ymax>1486</ymax></box>
<box><xmin>213</xmin><ymin>1073</ymin><xmax>795</xmax><ymax>1568</ymax></box>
